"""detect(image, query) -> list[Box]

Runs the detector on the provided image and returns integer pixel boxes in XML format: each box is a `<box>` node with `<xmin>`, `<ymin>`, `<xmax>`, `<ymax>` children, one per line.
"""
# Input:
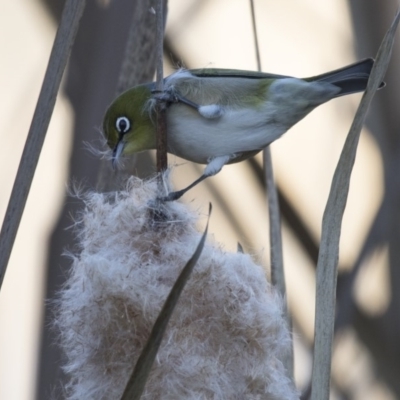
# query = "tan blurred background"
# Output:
<box><xmin>1</xmin><ymin>0</ymin><xmax>399</xmax><ymax>399</ymax></box>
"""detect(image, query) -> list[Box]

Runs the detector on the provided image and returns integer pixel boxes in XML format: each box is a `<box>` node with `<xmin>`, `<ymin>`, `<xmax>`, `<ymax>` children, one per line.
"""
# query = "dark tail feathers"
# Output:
<box><xmin>307</xmin><ymin>58</ymin><xmax>385</xmax><ymax>97</ymax></box>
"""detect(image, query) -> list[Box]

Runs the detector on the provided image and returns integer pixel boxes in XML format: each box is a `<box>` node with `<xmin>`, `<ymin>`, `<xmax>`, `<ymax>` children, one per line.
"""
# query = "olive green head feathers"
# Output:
<box><xmin>103</xmin><ymin>85</ymin><xmax>155</xmax><ymax>165</ymax></box>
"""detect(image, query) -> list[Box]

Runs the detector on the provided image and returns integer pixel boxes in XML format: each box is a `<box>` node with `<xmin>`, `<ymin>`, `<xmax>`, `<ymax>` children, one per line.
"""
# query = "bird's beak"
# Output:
<box><xmin>112</xmin><ymin>140</ymin><xmax>125</xmax><ymax>169</ymax></box>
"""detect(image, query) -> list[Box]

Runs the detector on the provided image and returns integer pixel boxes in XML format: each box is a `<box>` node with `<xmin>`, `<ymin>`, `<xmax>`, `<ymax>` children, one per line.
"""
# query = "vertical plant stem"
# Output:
<box><xmin>310</xmin><ymin>10</ymin><xmax>400</xmax><ymax>400</ymax></box>
<box><xmin>263</xmin><ymin>149</ymin><xmax>286</xmax><ymax>298</ymax></box>
<box><xmin>249</xmin><ymin>0</ymin><xmax>293</xmax><ymax>377</ymax></box>
<box><xmin>249</xmin><ymin>0</ymin><xmax>262</xmax><ymax>72</ymax></box>
<box><xmin>115</xmin><ymin>1</ymin><xmax>159</xmax><ymax>96</ymax></box>
<box><xmin>263</xmin><ymin>149</ymin><xmax>292</xmax><ymax>376</ymax></box>
<box><xmin>155</xmin><ymin>0</ymin><xmax>168</xmax><ymax>176</ymax></box>
<box><xmin>0</xmin><ymin>0</ymin><xmax>86</xmax><ymax>290</ymax></box>
<box><xmin>96</xmin><ymin>1</ymin><xmax>160</xmax><ymax>191</ymax></box>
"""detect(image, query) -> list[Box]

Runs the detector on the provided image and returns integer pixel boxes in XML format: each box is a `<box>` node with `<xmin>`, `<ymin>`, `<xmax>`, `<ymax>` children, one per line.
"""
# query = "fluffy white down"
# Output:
<box><xmin>55</xmin><ymin>176</ymin><xmax>298</xmax><ymax>400</ymax></box>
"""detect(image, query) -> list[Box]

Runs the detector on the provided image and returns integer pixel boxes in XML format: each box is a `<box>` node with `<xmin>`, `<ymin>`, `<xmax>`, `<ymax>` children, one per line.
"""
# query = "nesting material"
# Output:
<box><xmin>56</xmin><ymin>176</ymin><xmax>298</xmax><ymax>400</ymax></box>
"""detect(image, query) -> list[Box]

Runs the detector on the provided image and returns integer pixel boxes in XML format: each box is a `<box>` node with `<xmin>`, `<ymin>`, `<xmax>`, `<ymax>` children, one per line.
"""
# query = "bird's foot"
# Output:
<box><xmin>158</xmin><ymin>189</ymin><xmax>185</xmax><ymax>202</ymax></box>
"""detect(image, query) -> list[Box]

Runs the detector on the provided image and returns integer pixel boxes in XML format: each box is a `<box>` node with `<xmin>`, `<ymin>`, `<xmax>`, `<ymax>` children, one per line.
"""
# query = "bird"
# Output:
<box><xmin>103</xmin><ymin>58</ymin><xmax>383</xmax><ymax>201</ymax></box>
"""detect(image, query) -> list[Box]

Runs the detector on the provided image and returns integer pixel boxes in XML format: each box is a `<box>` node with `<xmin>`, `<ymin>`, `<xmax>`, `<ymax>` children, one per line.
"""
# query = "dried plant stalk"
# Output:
<box><xmin>311</xmin><ymin>10</ymin><xmax>400</xmax><ymax>400</ymax></box>
<box><xmin>155</xmin><ymin>0</ymin><xmax>168</xmax><ymax>175</ymax></box>
<box><xmin>249</xmin><ymin>0</ymin><xmax>293</xmax><ymax>376</ymax></box>
<box><xmin>0</xmin><ymin>0</ymin><xmax>86</xmax><ymax>289</ymax></box>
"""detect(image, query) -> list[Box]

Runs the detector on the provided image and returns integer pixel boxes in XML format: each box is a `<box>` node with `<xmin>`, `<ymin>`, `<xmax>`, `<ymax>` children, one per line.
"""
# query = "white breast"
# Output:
<box><xmin>166</xmin><ymin>103</ymin><xmax>286</xmax><ymax>164</ymax></box>
<box><xmin>164</xmin><ymin>74</ymin><xmax>340</xmax><ymax>164</ymax></box>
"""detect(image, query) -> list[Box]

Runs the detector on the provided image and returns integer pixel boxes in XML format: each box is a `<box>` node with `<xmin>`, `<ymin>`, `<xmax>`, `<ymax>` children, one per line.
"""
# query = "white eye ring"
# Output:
<box><xmin>116</xmin><ymin>116</ymin><xmax>131</xmax><ymax>134</ymax></box>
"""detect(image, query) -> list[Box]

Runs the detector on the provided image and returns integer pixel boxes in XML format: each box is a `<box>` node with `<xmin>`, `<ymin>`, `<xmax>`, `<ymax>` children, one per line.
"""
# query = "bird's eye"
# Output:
<box><xmin>115</xmin><ymin>116</ymin><xmax>131</xmax><ymax>134</ymax></box>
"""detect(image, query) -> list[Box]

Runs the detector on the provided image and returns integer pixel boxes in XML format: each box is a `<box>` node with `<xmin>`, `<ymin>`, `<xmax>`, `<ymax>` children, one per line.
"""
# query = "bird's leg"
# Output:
<box><xmin>152</xmin><ymin>89</ymin><xmax>198</xmax><ymax>109</ymax></box>
<box><xmin>161</xmin><ymin>154</ymin><xmax>235</xmax><ymax>201</ymax></box>
<box><xmin>152</xmin><ymin>88</ymin><xmax>224</xmax><ymax>120</ymax></box>
<box><xmin>162</xmin><ymin>174</ymin><xmax>209</xmax><ymax>202</ymax></box>
<box><xmin>174</xmin><ymin>93</ymin><xmax>224</xmax><ymax>119</ymax></box>
<box><xmin>173</xmin><ymin>94</ymin><xmax>202</xmax><ymax>111</ymax></box>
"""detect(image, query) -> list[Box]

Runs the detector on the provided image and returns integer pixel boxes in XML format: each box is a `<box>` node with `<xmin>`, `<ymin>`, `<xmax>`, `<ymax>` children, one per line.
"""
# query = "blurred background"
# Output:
<box><xmin>0</xmin><ymin>0</ymin><xmax>399</xmax><ymax>399</ymax></box>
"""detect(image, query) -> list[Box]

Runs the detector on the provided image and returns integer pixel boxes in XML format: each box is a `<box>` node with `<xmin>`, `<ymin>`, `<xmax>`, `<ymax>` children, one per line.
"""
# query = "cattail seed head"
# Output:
<box><xmin>55</xmin><ymin>176</ymin><xmax>298</xmax><ymax>400</ymax></box>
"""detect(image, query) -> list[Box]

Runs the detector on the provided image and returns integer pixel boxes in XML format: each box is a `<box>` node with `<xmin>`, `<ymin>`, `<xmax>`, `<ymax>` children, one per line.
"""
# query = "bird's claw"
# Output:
<box><xmin>158</xmin><ymin>189</ymin><xmax>185</xmax><ymax>202</ymax></box>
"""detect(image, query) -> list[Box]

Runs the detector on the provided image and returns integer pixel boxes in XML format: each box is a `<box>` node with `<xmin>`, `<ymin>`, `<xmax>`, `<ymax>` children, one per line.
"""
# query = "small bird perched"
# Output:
<box><xmin>103</xmin><ymin>58</ymin><xmax>382</xmax><ymax>201</ymax></box>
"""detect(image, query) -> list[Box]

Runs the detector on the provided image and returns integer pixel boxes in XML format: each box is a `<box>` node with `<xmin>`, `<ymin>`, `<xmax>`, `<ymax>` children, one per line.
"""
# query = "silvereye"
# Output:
<box><xmin>103</xmin><ymin>58</ymin><xmax>382</xmax><ymax>201</ymax></box>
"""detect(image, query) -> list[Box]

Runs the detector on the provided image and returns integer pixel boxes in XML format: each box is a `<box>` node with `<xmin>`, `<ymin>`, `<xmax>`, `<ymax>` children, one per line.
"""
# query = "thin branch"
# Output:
<box><xmin>116</xmin><ymin>1</ymin><xmax>159</xmax><ymax>95</ymax></box>
<box><xmin>249</xmin><ymin>0</ymin><xmax>262</xmax><ymax>72</ymax></box>
<box><xmin>310</xmin><ymin>9</ymin><xmax>400</xmax><ymax>400</ymax></box>
<box><xmin>0</xmin><ymin>0</ymin><xmax>86</xmax><ymax>290</ymax></box>
<box><xmin>249</xmin><ymin>0</ymin><xmax>293</xmax><ymax>377</ymax></box>
<box><xmin>155</xmin><ymin>0</ymin><xmax>168</xmax><ymax>175</ymax></box>
<box><xmin>96</xmin><ymin>1</ymin><xmax>160</xmax><ymax>191</ymax></box>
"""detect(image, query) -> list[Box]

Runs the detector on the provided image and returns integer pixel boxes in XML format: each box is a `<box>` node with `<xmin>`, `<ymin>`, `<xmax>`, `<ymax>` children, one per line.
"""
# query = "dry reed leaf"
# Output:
<box><xmin>311</xmin><ymin>9</ymin><xmax>400</xmax><ymax>400</ymax></box>
<box><xmin>0</xmin><ymin>0</ymin><xmax>85</xmax><ymax>289</ymax></box>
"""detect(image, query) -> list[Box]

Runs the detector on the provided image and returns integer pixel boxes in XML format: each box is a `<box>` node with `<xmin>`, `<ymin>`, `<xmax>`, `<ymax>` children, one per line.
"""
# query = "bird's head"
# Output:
<box><xmin>103</xmin><ymin>85</ymin><xmax>156</xmax><ymax>166</ymax></box>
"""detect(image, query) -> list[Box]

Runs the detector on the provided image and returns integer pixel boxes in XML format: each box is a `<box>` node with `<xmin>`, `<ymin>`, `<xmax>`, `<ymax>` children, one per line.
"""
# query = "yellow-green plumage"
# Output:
<box><xmin>103</xmin><ymin>85</ymin><xmax>155</xmax><ymax>155</ymax></box>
